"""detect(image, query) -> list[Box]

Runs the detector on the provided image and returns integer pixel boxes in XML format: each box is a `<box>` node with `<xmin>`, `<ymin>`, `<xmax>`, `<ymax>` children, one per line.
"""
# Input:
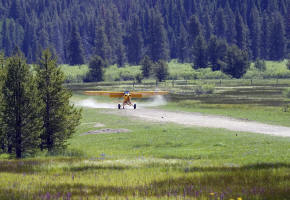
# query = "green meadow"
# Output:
<box><xmin>1</xmin><ymin>61</ymin><xmax>290</xmax><ymax>199</ymax></box>
<box><xmin>0</xmin><ymin>91</ymin><xmax>289</xmax><ymax>200</ymax></box>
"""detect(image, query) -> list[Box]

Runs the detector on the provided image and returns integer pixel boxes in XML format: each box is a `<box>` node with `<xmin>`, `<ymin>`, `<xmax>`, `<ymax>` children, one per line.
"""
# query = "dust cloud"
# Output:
<box><xmin>75</xmin><ymin>99</ymin><xmax>116</xmax><ymax>109</ymax></box>
<box><xmin>75</xmin><ymin>96</ymin><xmax>167</xmax><ymax>109</ymax></box>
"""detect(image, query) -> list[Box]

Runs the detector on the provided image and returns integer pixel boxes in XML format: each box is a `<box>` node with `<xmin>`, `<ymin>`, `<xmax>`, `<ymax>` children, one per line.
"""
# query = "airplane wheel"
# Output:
<box><xmin>134</xmin><ymin>104</ymin><xmax>137</xmax><ymax>109</ymax></box>
<box><xmin>118</xmin><ymin>104</ymin><xmax>121</xmax><ymax>109</ymax></box>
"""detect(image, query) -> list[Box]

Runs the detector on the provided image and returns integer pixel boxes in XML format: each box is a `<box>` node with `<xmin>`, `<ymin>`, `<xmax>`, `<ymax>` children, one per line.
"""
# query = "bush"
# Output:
<box><xmin>254</xmin><ymin>60</ymin><xmax>266</xmax><ymax>71</ymax></box>
<box><xmin>194</xmin><ymin>84</ymin><xmax>215</xmax><ymax>95</ymax></box>
<box><xmin>283</xmin><ymin>88</ymin><xmax>290</xmax><ymax>98</ymax></box>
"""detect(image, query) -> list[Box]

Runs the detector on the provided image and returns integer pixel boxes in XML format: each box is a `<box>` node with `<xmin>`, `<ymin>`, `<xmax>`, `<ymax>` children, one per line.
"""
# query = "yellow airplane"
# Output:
<box><xmin>84</xmin><ymin>90</ymin><xmax>168</xmax><ymax>109</ymax></box>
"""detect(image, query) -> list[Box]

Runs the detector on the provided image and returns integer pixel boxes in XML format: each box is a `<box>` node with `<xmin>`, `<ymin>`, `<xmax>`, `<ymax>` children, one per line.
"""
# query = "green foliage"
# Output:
<box><xmin>140</xmin><ymin>56</ymin><xmax>153</xmax><ymax>78</ymax></box>
<box><xmin>254</xmin><ymin>59</ymin><xmax>266</xmax><ymax>71</ymax></box>
<box><xmin>84</xmin><ymin>55</ymin><xmax>106</xmax><ymax>82</ymax></box>
<box><xmin>269</xmin><ymin>13</ymin><xmax>286</xmax><ymax>60</ymax></box>
<box><xmin>67</xmin><ymin>25</ymin><xmax>85</xmax><ymax>65</ymax></box>
<box><xmin>287</xmin><ymin>60</ymin><xmax>290</xmax><ymax>70</ymax></box>
<box><xmin>36</xmin><ymin>50</ymin><xmax>82</xmax><ymax>151</ymax></box>
<box><xmin>148</xmin><ymin>9</ymin><xmax>169</xmax><ymax>62</ymax></box>
<box><xmin>222</xmin><ymin>45</ymin><xmax>250</xmax><ymax>78</ymax></box>
<box><xmin>283</xmin><ymin>88</ymin><xmax>290</xmax><ymax>99</ymax></box>
<box><xmin>194</xmin><ymin>84</ymin><xmax>215</xmax><ymax>95</ymax></box>
<box><xmin>154</xmin><ymin>60</ymin><xmax>169</xmax><ymax>82</ymax></box>
<box><xmin>192</xmin><ymin>34</ymin><xmax>208</xmax><ymax>69</ymax></box>
<box><xmin>95</xmin><ymin>23</ymin><xmax>111</xmax><ymax>64</ymax></box>
<box><xmin>2</xmin><ymin>53</ymin><xmax>43</xmax><ymax>158</ymax></box>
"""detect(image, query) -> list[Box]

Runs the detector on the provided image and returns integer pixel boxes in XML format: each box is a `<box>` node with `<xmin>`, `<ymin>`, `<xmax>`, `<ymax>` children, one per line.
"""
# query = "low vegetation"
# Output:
<box><xmin>60</xmin><ymin>60</ymin><xmax>289</xmax><ymax>83</ymax></box>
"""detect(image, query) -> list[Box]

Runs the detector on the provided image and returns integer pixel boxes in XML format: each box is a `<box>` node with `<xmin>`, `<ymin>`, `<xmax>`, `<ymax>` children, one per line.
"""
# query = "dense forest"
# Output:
<box><xmin>0</xmin><ymin>0</ymin><xmax>289</xmax><ymax>65</ymax></box>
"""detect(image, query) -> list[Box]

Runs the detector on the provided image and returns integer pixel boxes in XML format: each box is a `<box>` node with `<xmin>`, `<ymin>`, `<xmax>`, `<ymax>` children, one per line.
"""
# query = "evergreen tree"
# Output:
<box><xmin>268</xmin><ymin>13</ymin><xmax>286</xmax><ymax>60</ymax></box>
<box><xmin>67</xmin><ymin>25</ymin><xmax>85</xmax><ymax>65</ymax></box>
<box><xmin>2</xmin><ymin>53</ymin><xmax>43</xmax><ymax>158</ymax></box>
<box><xmin>140</xmin><ymin>55</ymin><xmax>153</xmax><ymax>78</ymax></box>
<box><xmin>215</xmin><ymin>8</ymin><xmax>226</xmax><ymax>39</ymax></box>
<box><xmin>249</xmin><ymin>6</ymin><xmax>261</xmax><ymax>59</ymax></box>
<box><xmin>127</xmin><ymin>16</ymin><xmax>143</xmax><ymax>65</ymax></box>
<box><xmin>235</xmin><ymin>13</ymin><xmax>247</xmax><ymax>50</ymax></box>
<box><xmin>177</xmin><ymin>24</ymin><xmax>188</xmax><ymax>63</ymax></box>
<box><xmin>154</xmin><ymin>60</ymin><xmax>169</xmax><ymax>82</ymax></box>
<box><xmin>0</xmin><ymin>52</ymin><xmax>6</xmax><ymax>152</ymax></box>
<box><xmin>208</xmin><ymin>36</ymin><xmax>228</xmax><ymax>71</ymax></box>
<box><xmin>36</xmin><ymin>50</ymin><xmax>81</xmax><ymax>151</ymax></box>
<box><xmin>187</xmin><ymin>15</ymin><xmax>202</xmax><ymax>61</ymax></box>
<box><xmin>85</xmin><ymin>55</ymin><xmax>106</xmax><ymax>82</ymax></box>
<box><xmin>9</xmin><ymin>0</ymin><xmax>21</xmax><ymax>22</ymax></box>
<box><xmin>148</xmin><ymin>9</ymin><xmax>169</xmax><ymax>62</ymax></box>
<box><xmin>193</xmin><ymin>34</ymin><xmax>208</xmax><ymax>69</ymax></box>
<box><xmin>222</xmin><ymin>45</ymin><xmax>250</xmax><ymax>78</ymax></box>
<box><xmin>95</xmin><ymin>23</ymin><xmax>111</xmax><ymax>63</ymax></box>
<box><xmin>260</xmin><ymin>14</ymin><xmax>269</xmax><ymax>59</ymax></box>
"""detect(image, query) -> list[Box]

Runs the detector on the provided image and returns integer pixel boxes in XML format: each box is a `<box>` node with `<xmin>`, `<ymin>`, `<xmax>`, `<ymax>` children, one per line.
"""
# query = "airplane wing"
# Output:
<box><xmin>84</xmin><ymin>91</ymin><xmax>124</xmax><ymax>98</ymax></box>
<box><xmin>131</xmin><ymin>91</ymin><xmax>168</xmax><ymax>98</ymax></box>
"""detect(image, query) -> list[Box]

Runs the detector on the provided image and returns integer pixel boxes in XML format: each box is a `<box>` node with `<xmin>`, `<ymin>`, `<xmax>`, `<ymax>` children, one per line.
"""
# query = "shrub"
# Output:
<box><xmin>194</xmin><ymin>84</ymin><xmax>215</xmax><ymax>95</ymax></box>
<box><xmin>283</xmin><ymin>88</ymin><xmax>290</xmax><ymax>98</ymax></box>
<box><xmin>254</xmin><ymin>60</ymin><xmax>266</xmax><ymax>71</ymax></box>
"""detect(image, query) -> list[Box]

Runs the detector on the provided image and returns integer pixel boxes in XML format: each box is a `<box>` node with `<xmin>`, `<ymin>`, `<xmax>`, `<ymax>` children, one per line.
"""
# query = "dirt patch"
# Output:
<box><xmin>81</xmin><ymin>128</ymin><xmax>131</xmax><ymax>136</ymax></box>
<box><xmin>94</xmin><ymin>123</ymin><xmax>105</xmax><ymax>128</ymax></box>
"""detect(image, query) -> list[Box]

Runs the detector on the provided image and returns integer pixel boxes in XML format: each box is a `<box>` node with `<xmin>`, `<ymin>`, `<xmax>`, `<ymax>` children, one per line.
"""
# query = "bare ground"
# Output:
<box><xmin>110</xmin><ymin>108</ymin><xmax>290</xmax><ymax>137</ymax></box>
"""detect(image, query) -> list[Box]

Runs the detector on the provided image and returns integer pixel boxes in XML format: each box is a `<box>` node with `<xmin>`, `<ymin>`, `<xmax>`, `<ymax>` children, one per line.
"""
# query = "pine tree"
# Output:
<box><xmin>215</xmin><ymin>8</ymin><xmax>226</xmax><ymax>39</ymax></box>
<box><xmin>260</xmin><ymin>14</ymin><xmax>269</xmax><ymax>59</ymax></box>
<box><xmin>193</xmin><ymin>34</ymin><xmax>208</xmax><ymax>69</ymax></box>
<box><xmin>9</xmin><ymin>0</ymin><xmax>21</xmax><ymax>22</ymax></box>
<box><xmin>249</xmin><ymin>6</ymin><xmax>261</xmax><ymax>59</ymax></box>
<box><xmin>154</xmin><ymin>60</ymin><xmax>169</xmax><ymax>82</ymax></box>
<box><xmin>2</xmin><ymin>52</ymin><xmax>43</xmax><ymax>158</ymax></box>
<box><xmin>95</xmin><ymin>23</ymin><xmax>111</xmax><ymax>63</ymax></box>
<box><xmin>127</xmin><ymin>16</ymin><xmax>143</xmax><ymax>65</ymax></box>
<box><xmin>85</xmin><ymin>55</ymin><xmax>106</xmax><ymax>82</ymax></box>
<box><xmin>67</xmin><ymin>25</ymin><xmax>85</xmax><ymax>65</ymax></box>
<box><xmin>187</xmin><ymin>15</ymin><xmax>202</xmax><ymax>55</ymax></box>
<box><xmin>268</xmin><ymin>13</ymin><xmax>286</xmax><ymax>60</ymax></box>
<box><xmin>208</xmin><ymin>36</ymin><xmax>228</xmax><ymax>71</ymax></box>
<box><xmin>177</xmin><ymin>24</ymin><xmax>188</xmax><ymax>63</ymax></box>
<box><xmin>222</xmin><ymin>45</ymin><xmax>250</xmax><ymax>79</ymax></box>
<box><xmin>36</xmin><ymin>50</ymin><xmax>81</xmax><ymax>151</ymax></box>
<box><xmin>140</xmin><ymin>55</ymin><xmax>153</xmax><ymax>78</ymax></box>
<box><xmin>0</xmin><ymin>52</ymin><xmax>6</xmax><ymax>152</ymax></box>
<box><xmin>235</xmin><ymin>13</ymin><xmax>247</xmax><ymax>50</ymax></box>
<box><xmin>148</xmin><ymin>9</ymin><xmax>169</xmax><ymax>62</ymax></box>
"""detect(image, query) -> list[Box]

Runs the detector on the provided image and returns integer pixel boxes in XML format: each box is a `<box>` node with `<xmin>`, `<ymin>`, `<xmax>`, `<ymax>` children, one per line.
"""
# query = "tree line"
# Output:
<box><xmin>0</xmin><ymin>50</ymin><xmax>81</xmax><ymax>158</ymax></box>
<box><xmin>0</xmin><ymin>0</ymin><xmax>288</xmax><ymax>66</ymax></box>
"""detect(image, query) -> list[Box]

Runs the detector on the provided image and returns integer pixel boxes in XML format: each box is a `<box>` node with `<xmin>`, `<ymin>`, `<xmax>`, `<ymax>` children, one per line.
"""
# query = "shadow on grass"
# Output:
<box><xmin>67</xmin><ymin>165</ymin><xmax>131</xmax><ymax>172</ymax></box>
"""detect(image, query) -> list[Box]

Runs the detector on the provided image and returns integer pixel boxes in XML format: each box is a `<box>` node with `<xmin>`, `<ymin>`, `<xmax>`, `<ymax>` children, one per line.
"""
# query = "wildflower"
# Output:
<box><xmin>237</xmin><ymin>198</ymin><xmax>242</xmax><ymax>200</ymax></box>
<box><xmin>210</xmin><ymin>192</ymin><xmax>215</xmax><ymax>196</ymax></box>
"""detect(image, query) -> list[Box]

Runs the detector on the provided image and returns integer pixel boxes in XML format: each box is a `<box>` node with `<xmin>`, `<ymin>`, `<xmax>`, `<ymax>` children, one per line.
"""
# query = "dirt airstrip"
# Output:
<box><xmin>110</xmin><ymin>108</ymin><xmax>290</xmax><ymax>137</ymax></box>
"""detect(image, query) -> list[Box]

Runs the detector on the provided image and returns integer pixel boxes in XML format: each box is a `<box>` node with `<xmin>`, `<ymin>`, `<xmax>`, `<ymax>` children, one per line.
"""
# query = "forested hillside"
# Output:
<box><xmin>0</xmin><ymin>0</ymin><xmax>289</xmax><ymax>65</ymax></box>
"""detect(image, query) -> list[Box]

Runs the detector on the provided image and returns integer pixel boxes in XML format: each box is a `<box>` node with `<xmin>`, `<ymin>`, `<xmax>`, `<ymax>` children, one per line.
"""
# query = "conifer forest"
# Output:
<box><xmin>0</xmin><ymin>0</ymin><xmax>289</xmax><ymax>66</ymax></box>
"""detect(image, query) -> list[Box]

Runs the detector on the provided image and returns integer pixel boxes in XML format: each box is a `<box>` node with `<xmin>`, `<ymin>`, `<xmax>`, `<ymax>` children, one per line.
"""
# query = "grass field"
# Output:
<box><xmin>1</xmin><ymin>70</ymin><xmax>290</xmax><ymax>199</ymax></box>
<box><xmin>0</xmin><ymin>103</ymin><xmax>289</xmax><ymax>200</ymax></box>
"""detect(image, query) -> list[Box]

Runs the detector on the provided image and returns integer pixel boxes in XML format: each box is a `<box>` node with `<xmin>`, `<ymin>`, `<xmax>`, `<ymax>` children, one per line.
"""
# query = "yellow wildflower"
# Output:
<box><xmin>210</xmin><ymin>192</ymin><xmax>215</xmax><ymax>196</ymax></box>
<box><xmin>237</xmin><ymin>198</ymin><xmax>242</xmax><ymax>200</ymax></box>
